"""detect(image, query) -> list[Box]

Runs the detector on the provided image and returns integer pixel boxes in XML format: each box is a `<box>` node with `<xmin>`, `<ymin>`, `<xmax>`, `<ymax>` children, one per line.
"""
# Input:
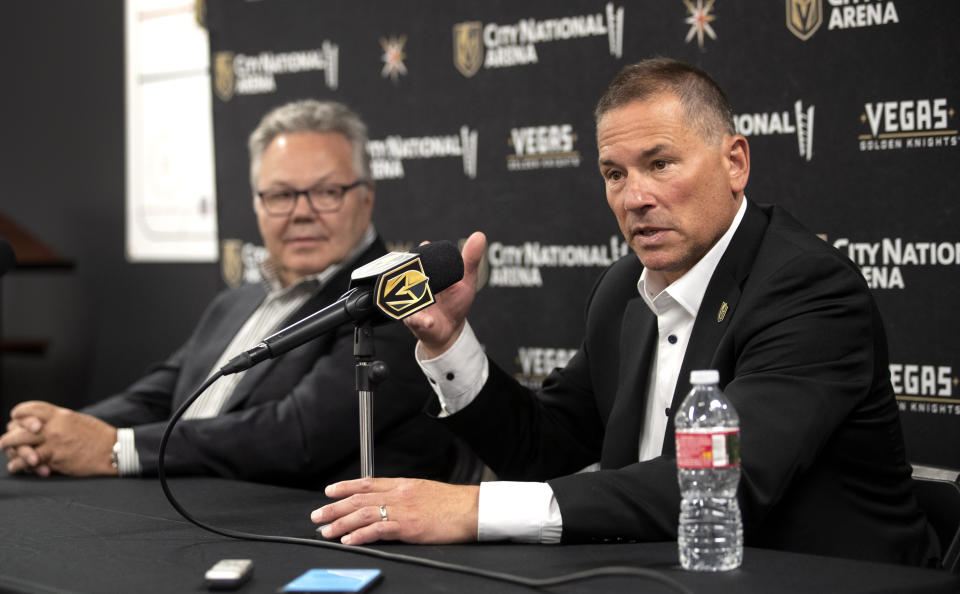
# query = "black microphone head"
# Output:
<box><xmin>0</xmin><ymin>238</ymin><xmax>16</xmax><ymax>276</ymax></box>
<box><xmin>412</xmin><ymin>240</ymin><xmax>463</xmax><ymax>293</ymax></box>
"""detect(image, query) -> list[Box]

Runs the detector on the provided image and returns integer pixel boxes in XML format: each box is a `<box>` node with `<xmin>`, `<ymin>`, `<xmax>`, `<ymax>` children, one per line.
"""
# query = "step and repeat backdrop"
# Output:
<box><xmin>205</xmin><ymin>0</ymin><xmax>959</xmax><ymax>467</ymax></box>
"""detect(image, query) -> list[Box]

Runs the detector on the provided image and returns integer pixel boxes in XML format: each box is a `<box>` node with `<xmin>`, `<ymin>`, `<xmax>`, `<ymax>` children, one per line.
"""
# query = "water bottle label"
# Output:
<box><xmin>675</xmin><ymin>429</ymin><xmax>740</xmax><ymax>469</ymax></box>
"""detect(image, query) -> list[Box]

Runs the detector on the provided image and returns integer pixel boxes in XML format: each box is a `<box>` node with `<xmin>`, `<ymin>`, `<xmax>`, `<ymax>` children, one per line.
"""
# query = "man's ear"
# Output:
<box><xmin>726</xmin><ymin>135</ymin><xmax>750</xmax><ymax>194</ymax></box>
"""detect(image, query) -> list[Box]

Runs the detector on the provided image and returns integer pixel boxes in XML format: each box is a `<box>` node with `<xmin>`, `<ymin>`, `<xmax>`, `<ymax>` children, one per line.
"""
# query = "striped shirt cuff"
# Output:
<box><xmin>116</xmin><ymin>428</ymin><xmax>142</xmax><ymax>477</ymax></box>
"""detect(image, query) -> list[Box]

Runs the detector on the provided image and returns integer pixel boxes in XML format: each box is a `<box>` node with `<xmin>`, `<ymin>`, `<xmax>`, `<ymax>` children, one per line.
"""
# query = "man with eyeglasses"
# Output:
<box><xmin>1</xmin><ymin>100</ymin><xmax>463</xmax><ymax>488</ymax></box>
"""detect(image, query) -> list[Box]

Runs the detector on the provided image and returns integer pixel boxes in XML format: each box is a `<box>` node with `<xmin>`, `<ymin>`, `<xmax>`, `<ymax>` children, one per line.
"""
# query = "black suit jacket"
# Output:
<box><xmin>441</xmin><ymin>202</ymin><xmax>936</xmax><ymax>565</ymax></box>
<box><xmin>83</xmin><ymin>238</ymin><xmax>459</xmax><ymax>489</ymax></box>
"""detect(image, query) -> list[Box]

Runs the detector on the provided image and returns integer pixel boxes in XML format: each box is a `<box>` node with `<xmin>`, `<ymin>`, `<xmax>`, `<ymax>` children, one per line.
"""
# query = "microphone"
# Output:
<box><xmin>220</xmin><ymin>241</ymin><xmax>463</xmax><ymax>375</ymax></box>
<box><xmin>0</xmin><ymin>238</ymin><xmax>16</xmax><ymax>276</ymax></box>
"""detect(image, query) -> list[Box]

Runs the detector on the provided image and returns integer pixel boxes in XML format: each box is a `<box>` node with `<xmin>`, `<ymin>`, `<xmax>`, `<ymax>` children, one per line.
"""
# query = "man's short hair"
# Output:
<box><xmin>595</xmin><ymin>57</ymin><xmax>736</xmax><ymax>144</ymax></box>
<box><xmin>248</xmin><ymin>100</ymin><xmax>371</xmax><ymax>193</ymax></box>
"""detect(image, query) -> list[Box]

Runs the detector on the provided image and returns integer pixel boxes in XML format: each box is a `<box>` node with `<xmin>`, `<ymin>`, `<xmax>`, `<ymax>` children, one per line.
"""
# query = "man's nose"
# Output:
<box><xmin>291</xmin><ymin>192</ymin><xmax>318</xmax><ymax>218</ymax></box>
<box><xmin>625</xmin><ymin>179</ymin><xmax>655</xmax><ymax>210</ymax></box>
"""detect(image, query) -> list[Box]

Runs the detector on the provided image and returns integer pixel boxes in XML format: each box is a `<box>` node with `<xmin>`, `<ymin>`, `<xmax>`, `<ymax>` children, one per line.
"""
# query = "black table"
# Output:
<box><xmin>1</xmin><ymin>473</ymin><xmax>957</xmax><ymax>593</ymax></box>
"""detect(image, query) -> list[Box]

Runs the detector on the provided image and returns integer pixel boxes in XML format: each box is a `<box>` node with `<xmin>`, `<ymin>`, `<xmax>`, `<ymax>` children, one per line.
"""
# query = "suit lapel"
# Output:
<box><xmin>662</xmin><ymin>201</ymin><xmax>769</xmax><ymax>454</ymax></box>
<box><xmin>221</xmin><ymin>288</ymin><xmax>333</xmax><ymax>412</ymax></box>
<box><xmin>222</xmin><ymin>237</ymin><xmax>388</xmax><ymax>412</ymax></box>
<box><xmin>173</xmin><ymin>286</ymin><xmax>266</xmax><ymax>411</ymax></box>
<box><xmin>601</xmin><ymin>296</ymin><xmax>658</xmax><ymax>468</ymax></box>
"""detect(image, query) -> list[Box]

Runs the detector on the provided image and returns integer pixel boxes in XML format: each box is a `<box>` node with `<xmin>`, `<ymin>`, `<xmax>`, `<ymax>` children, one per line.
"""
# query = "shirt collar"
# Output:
<box><xmin>637</xmin><ymin>197</ymin><xmax>748</xmax><ymax>318</ymax></box>
<box><xmin>259</xmin><ymin>225</ymin><xmax>377</xmax><ymax>297</ymax></box>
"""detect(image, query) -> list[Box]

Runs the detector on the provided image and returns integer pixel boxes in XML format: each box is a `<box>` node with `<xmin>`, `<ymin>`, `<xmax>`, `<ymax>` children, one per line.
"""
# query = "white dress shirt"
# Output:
<box><xmin>418</xmin><ymin>199</ymin><xmax>747</xmax><ymax>542</ymax></box>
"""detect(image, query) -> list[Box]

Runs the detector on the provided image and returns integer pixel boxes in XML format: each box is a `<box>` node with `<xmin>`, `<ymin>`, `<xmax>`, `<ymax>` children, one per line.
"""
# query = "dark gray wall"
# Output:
<box><xmin>1</xmin><ymin>3</ymin><xmax>221</xmax><ymax>416</ymax></box>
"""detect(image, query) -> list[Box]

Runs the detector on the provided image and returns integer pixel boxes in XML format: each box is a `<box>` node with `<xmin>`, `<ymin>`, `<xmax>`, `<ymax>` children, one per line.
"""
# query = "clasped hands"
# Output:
<box><xmin>1</xmin><ymin>401</ymin><xmax>118</xmax><ymax>476</ymax></box>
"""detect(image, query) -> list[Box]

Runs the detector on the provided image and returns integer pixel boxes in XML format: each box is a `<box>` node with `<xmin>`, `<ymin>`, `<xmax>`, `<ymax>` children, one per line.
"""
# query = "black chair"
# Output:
<box><xmin>912</xmin><ymin>464</ymin><xmax>960</xmax><ymax>573</ymax></box>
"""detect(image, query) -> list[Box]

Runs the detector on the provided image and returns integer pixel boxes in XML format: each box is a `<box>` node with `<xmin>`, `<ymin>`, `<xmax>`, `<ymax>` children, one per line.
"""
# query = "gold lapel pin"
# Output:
<box><xmin>718</xmin><ymin>301</ymin><xmax>729</xmax><ymax>323</ymax></box>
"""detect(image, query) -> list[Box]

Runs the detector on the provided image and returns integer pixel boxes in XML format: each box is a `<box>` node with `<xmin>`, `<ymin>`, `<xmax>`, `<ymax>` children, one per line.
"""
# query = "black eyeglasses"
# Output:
<box><xmin>256</xmin><ymin>180</ymin><xmax>367</xmax><ymax>215</ymax></box>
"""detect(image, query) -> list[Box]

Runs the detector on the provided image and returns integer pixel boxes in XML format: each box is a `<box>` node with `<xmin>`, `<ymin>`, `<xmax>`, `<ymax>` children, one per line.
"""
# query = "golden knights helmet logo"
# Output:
<box><xmin>786</xmin><ymin>0</ymin><xmax>823</xmax><ymax>41</ymax></box>
<box><xmin>220</xmin><ymin>238</ymin><xmax>244</xmax><ymax>288</ymax></box>
<box><xmin>214</xmin><ymin>51</ymin><xmax>235</xmax><ymax>101</ymax></box>
<box><xmin>452</xmin><ymin>21</ymin><xmax>483</xmax><ymax>78</ymax></box>
<box><xmin>375</xmin><ymin>258</ymin><xmax>436</xmax><ymax>319</ymax></box>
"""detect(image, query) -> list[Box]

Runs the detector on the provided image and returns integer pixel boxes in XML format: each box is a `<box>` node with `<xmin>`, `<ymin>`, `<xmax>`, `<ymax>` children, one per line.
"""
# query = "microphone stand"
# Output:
<box><xmin>353</xmin><ymin>322</ymin><xmax>388</xmax><ymax>478</ymax></box>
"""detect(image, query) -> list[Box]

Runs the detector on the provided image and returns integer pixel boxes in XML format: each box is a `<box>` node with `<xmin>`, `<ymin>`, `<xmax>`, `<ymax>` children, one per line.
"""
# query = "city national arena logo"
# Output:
<box><xmin>858</xmin><ymin>97</ymin><xmax>957</xmax><ymax>152</ymax></box>
<box><xmin>827</xmin><ymin>234</ymin><xmax>960</xmax><ymax>289</ymax></box>
<box><xmin>892</xmin><ymin>363</ymin><xmax>959</xmax><ymax>417</ymax></box>
<box><xmin>452</xmin><ymin>3</ymin><xmax>624</xmax><ymax>78</ymax></box>
<box><xmin>487</xmin><ymin>236</ymin><xmax>630</xmax><ymax>288</ymax></box>
<box><xmin>213</xmin><ymin>43</ymin><xmax>339</xmax><ymax>101</ymax></box>
<box><xmin>506</xmin><ymin>123</ymin><xmax>580</xmax><ymax>171</ymax></box>
<box><xmin>734</xmin><ymin>100</ymin><xmax>815</xmax><ymax>161</ymax></box>
<box><xmin>786</xmin><ymin>0</ymin><xmax>899</xmax><ymax>40</ymax></box>
<box><xmin>366</xmin><ymin>126</ymin><xmax>479</xmax><ymax>180</ymax></box>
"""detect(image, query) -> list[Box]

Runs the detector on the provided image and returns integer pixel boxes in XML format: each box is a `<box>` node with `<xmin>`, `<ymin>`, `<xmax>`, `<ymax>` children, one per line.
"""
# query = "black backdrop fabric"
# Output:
<box><xmin>205</xmin><ymin>0</ymin><xmax>960</xmax><ymax>468</ymax></box>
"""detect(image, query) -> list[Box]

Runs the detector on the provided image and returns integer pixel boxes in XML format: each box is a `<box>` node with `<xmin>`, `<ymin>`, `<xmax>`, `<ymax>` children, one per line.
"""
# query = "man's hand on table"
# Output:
<box><xmin>311</xmin><ymin>477</ymin><xmax>479</xmax><ymax>545</ymax></box>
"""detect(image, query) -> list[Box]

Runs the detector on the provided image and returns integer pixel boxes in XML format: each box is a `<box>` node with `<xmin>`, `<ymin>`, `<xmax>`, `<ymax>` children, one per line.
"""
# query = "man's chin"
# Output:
<box><xmin>283</xmin><ymin>254</ymin><xmax>337</xmax><ymax>278</ymax></box>
<box><xmin>634</xmin><ymin>252</ymin><xmax>682</xmax><ymax>274</ymax></box>
<box><xmin>633</xmin><ymin>246</ymin><xmax>670</xmax><ymax>268</ymax></box>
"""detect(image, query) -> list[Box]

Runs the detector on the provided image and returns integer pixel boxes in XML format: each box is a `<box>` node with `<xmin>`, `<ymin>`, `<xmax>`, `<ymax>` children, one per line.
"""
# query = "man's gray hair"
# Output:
<box><xmin>248</xmin><ymin>99</ymin><xmax>371</xmax><ymax>192</ymax></box>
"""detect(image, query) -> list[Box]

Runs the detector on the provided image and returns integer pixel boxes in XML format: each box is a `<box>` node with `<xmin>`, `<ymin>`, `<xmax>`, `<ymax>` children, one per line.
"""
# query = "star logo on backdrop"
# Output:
<box><xmin>683</xmin><ymin>0</ymin><xmax>717</xmax><ymax>50</ymax></box>
<box><xmin>380</xmin><ymin>35</ymin><xmax>408</xmax><ymax>82</ymax></box>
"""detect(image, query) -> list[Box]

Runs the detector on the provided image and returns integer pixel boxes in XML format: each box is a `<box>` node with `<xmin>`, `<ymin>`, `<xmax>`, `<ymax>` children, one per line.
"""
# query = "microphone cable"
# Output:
<box><xmin>158</xmin><ymin>370</ymin><xmax>693</xmax><ymax>593</ymax></box>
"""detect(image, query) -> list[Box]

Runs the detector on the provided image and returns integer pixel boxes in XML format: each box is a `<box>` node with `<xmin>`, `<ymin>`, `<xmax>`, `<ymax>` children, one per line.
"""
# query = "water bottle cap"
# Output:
<box><xmin>690</xmin><ymin>369</ymin><xmax>720</xmax><ymax>385</ymax></box>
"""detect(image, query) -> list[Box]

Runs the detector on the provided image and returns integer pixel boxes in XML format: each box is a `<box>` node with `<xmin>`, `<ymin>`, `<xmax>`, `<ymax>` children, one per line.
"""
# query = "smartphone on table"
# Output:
<box><xmin>277</xmin><ymin>569</ymin><xmax>382</xmax><ymax>593</ymax></box>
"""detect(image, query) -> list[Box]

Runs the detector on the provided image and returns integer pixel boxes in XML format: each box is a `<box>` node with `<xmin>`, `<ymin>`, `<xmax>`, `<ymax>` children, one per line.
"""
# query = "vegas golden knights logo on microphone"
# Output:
<box><xmin>375</xmin><ymin>258</ymin><xmax>436</xmax><ymax>319</ymax></box>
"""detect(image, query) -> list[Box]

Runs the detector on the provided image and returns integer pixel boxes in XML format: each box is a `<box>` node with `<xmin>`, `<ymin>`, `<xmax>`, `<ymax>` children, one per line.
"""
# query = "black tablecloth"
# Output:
<box><xmin>1</xmin><ymin>472</ymin><xmax>957</xmax><ymax>593</ymax></box>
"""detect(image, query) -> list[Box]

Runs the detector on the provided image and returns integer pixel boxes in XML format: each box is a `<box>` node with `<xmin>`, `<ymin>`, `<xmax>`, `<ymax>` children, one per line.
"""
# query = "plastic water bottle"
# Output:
<box><xmin>674</xmin><ymin>369</ymin><xmax>743</xmax><ymax>571</ymax></box>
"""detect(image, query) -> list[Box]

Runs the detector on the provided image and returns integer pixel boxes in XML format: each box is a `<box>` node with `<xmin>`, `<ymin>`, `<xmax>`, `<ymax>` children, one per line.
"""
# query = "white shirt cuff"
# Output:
<box><xmin>116</xmin><ymin>428</ymin><xmax>142</xmax><ymax>477</ymax></box>
<box><xmin>415</xmin><ymin>320</ymin><xmax>489</xmax><ymax>416</ymax></box>
<box><xmin>478</xmin><ymin>481</ymin><xmax>563</xmax><ymax>544</ymax></box>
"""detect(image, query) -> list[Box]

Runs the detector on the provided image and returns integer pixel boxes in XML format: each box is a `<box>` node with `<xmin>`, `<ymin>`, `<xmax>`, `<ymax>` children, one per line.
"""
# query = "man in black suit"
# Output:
<box><xmin>1</xmin><ymin>100</ymin><xmax>459</xmax><ymax>488</ymax></box>
<box><xmin>311</xmin><ymin>59</ymin><xmax>937</xmax><ymax>565</ymax></box>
